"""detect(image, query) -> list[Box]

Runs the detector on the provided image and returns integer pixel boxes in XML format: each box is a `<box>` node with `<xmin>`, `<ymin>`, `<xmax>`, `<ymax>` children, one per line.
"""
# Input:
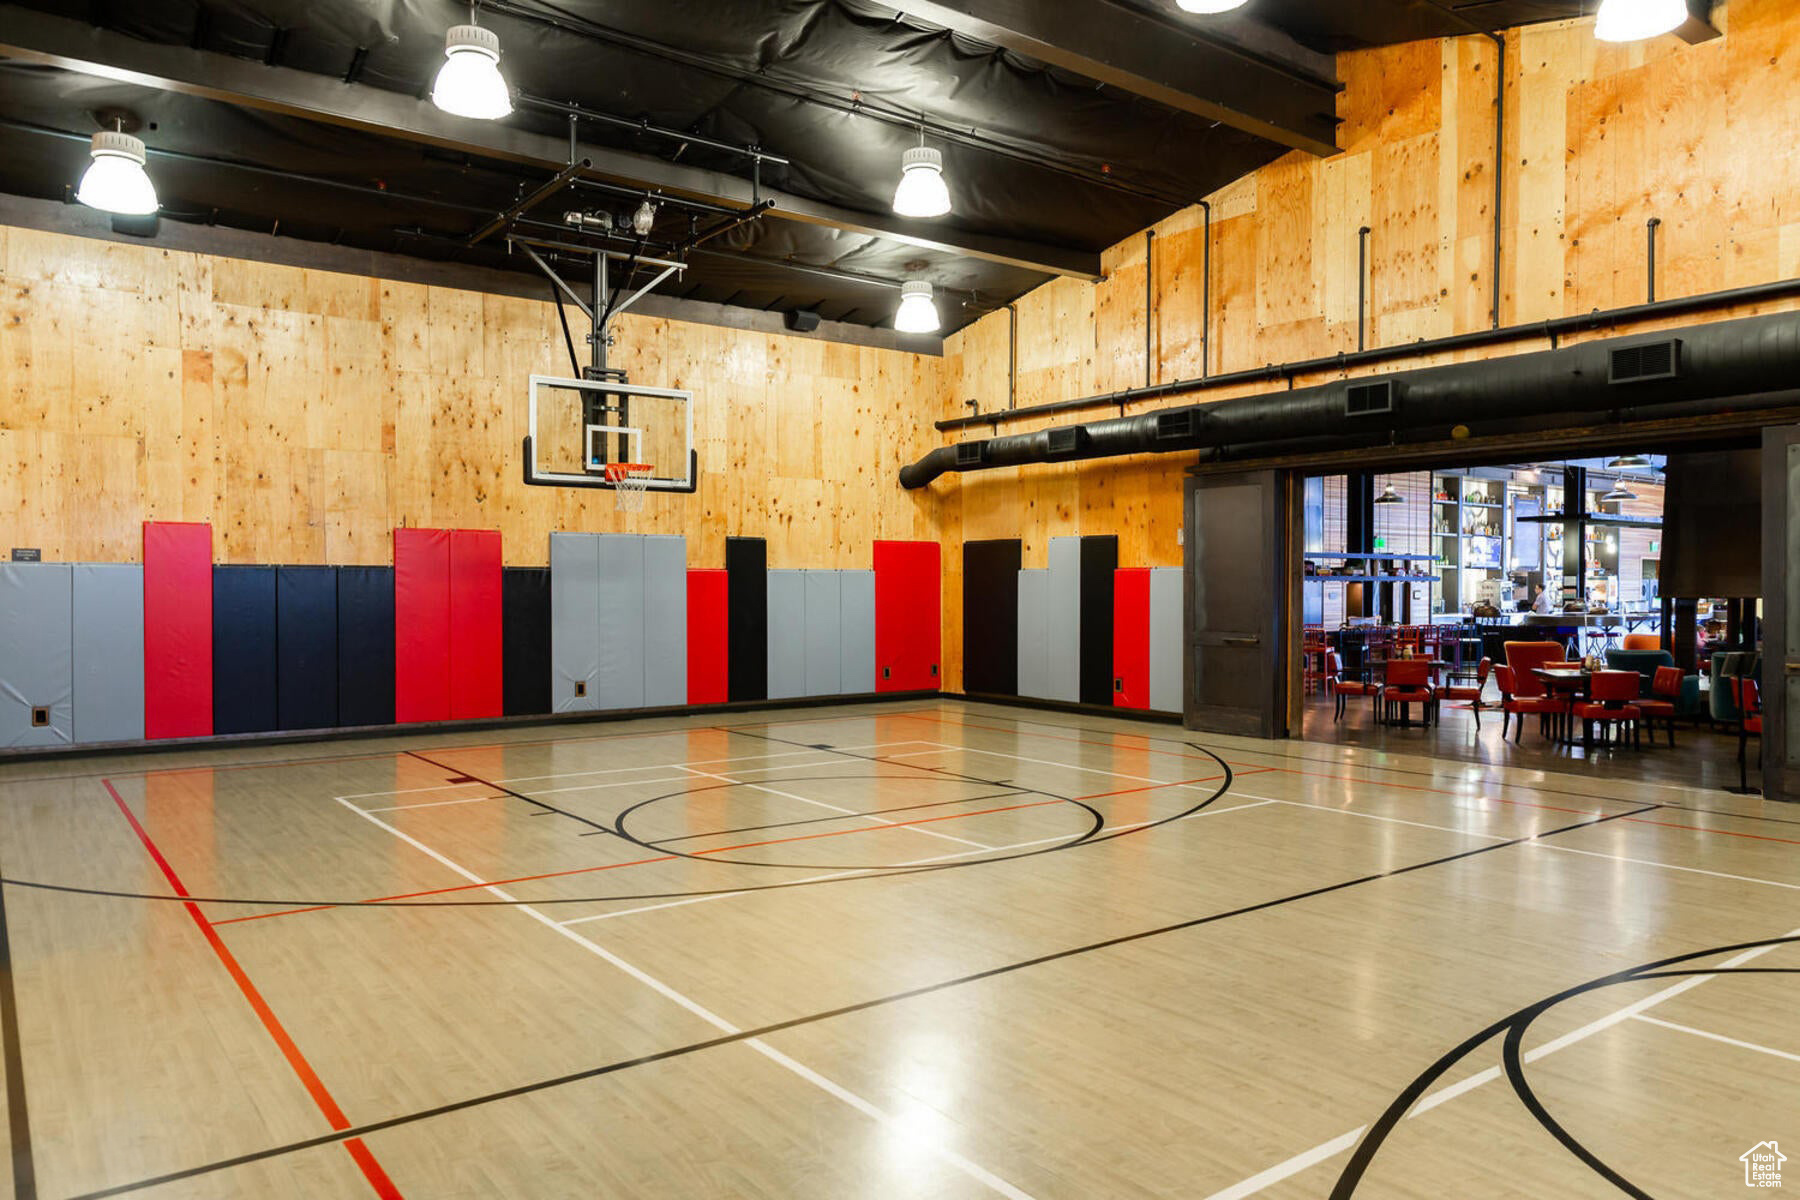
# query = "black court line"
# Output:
<box><xmin>1331</xmin><ymin>937</ymin><xmax>1800</xmax><ymax>1199</ymax></box>
<box><xmin>0</xmin><ymin>853</ymin><xmax>37</xmax><ymax>1200</ymax></box>
<box><xmin>646</xmin><ymin>787</ymin><xmax>1035</xmax><ymax>846</ymax></box>
<box><xmin>63</xmin><ymin>802</ymin><xmax>1658</xmax><ymax>1198</ymax></box>
<box><xmin>405</xmin><ymin>749</ymin><xmax>620</xmax><ymax>837</ymax></box>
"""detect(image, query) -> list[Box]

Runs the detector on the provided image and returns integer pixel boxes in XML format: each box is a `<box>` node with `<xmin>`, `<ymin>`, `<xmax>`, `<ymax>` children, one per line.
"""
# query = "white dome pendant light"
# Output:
<box><xmin>895</xmin><ymin>280</ymin><xmax>941</xmax><ymax>333</ymax></box>
<box><xmin>1176</xmin><ymin>0</ymin><xmax>1250</xmax><ymax>13</ymax></box>
<box><xmin>893</xmin><ymin>126</ymin><xmax>951</xmax><ymax>218</ymax></box>
<box><xmin>1594</xmin><ymin>0</ymin><xmax>1687</xmax><ymax>42</ymax></box>
<box><xmin>77</xmin><ymin>125</ymin><xmax>158</xmax><ymax>216</ymax></box>
<box><xmin>432</xmin><ymin>8</ymin><xmax>513</xmax><ymax>120</ymax></box>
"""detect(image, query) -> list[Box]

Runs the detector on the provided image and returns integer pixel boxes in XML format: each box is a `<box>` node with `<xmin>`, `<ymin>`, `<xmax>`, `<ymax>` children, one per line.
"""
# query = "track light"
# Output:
<box><xmin>1594</xmin><ymin>0</ymin><xmax>1686</xmax><ymax>42</ymax></box>
<box><xmin>631</xmin><ymin>200</ymin><xmax>658</xmax><ymax>236</ymax></box>
<box><xmin>895</xmin><ymin>281</ymin><xmax>941</xmax><ymax>334</ymax></box>
<box><xmin>1175</xmin><ymin>0</ymin><xmax>1250</xmax><ymax>12</ymax></box>
<box><xmin>893</xmin><ymin>145</ymin><xmax>951</xmax><ymax>219</ymax></box>
<box><xmin>1373</xmin><ymin>483</ymin><xmax>1405</xmax><ymax>505</ymax></box>
<box><xmin>432</xmin><ymin>23</ymin><xmax>512</xmax><ymax>120</ymax></box>
<box><xmin>77</xmin><ymin>128</ymin><xmax>157</xmax><ymax>216</ymax></box>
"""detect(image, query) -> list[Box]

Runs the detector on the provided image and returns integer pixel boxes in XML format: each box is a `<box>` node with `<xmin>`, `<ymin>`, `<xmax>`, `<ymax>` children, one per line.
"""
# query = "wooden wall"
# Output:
<box><xmin>932</xmin><ymin>0</ymin><xmax>1800</xmax><ymax>690</ymax></box>
<box><xmin>0</xmin><ymin>225</ymin><xmax>947</xmax><ymax>570</ymax></box>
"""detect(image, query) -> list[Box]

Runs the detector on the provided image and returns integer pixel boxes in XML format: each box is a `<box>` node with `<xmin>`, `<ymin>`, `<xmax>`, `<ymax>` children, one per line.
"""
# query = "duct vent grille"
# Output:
<box><xmin>1046</xmin><ymin>427</ymin><xmax>1084</xmax><ymax>456</ymax></box>
<box><xmin>1155</xmin><ymin>411</ymin><xmax>1197</xmax><ymax>440</ymax></box>
<box><xmin>1610</xmin><ymin>340</ymin><xmax>1681</xmax><ymax>384</ymax></box>
<box><xmin>1345</xmin><ymin>380</ymin><xmax>1394</xmax><ymax>417</ymax></box>
<box><xmin>955</xmin><ymin>441</ymin><xmax>987</xmax><ymax>467</ymax></box>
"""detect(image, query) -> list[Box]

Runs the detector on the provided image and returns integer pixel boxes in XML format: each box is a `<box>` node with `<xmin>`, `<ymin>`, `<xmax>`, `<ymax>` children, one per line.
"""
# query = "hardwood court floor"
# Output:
<box><xmin>0</xmin><ymin>701</ymin><xmax>1794</xmax><ymax>1198</ymax></box>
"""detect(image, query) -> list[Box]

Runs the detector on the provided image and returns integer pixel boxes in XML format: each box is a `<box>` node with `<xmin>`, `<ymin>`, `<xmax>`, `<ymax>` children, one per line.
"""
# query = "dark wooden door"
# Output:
<box><xmin>1762</xmin><ymin>426</ymin><xmax>1800</xmax><ymax>802</ymax></box>
<box><xmin>1185</xmin><ymin>470</ymin><xmax>1288</xmax><ymax>738</ymax></box>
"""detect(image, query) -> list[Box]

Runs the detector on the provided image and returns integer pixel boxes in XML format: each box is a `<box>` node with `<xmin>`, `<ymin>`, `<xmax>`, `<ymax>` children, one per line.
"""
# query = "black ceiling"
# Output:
<box><xmin>0</xmin><ymin>0</ymin><xmax>1591</xmax><ymax>335</ymax></box>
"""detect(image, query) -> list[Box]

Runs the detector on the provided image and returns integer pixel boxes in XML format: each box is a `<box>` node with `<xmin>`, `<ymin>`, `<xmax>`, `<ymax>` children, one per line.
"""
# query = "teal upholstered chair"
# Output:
<box><xmin>1709</xmin><ymin>652</ymin><xmax>1761</xmax><ymax>724</ymax></box>
<box><xmin>1606</xmin><ymin>648</ymin><xmax>1703</xmax><ymax>719</ymax></box>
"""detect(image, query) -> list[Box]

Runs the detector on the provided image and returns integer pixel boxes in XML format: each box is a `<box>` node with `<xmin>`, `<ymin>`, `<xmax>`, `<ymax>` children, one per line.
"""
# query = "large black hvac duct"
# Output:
<box><xmin>900</xmin><ymin>311</ymin><xmax>1800</xmax><ymax>489</ymax></box>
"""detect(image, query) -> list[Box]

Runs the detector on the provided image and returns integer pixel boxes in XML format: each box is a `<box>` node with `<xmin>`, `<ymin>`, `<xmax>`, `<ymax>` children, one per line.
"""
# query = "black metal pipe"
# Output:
<box><xmin>1647</xmin><ymin>217</ymin><xmax>1663</xmax><ymax>303</ymax></box>
<box><xmin>680</xmin><ymin>199</ymin><xmax>778</xmax><ymax>252</ymax></box>
<box><xmin>467</xmin><ymin>157</ymin><xmax>591</xmax><ymax>246</ymax></box>
<box><xmin>518</xmin><ymin>94</ymin><xmax>789</xmax><ymax>166</ymax></box>
<box><xmin>1008</xmin><ymin>303</ymin><xmax>1018</xmax><ymax>410</ymax></box>
<box><xmin>933</xmin><ymin>274</ymin><xmax>1800</xmax><ymax>433</ymax></box>
<box><xmin>1357</xmin><ymin>225</ymin><xmax>1372</xmax><ymax>352</ymax></box>
<box><xmin>1199</xmin><ymin>200</ymin><xmax>1212</xmax><ymax>379</ymax></box>
<box><xmin>1490</xmin><ymin>32</ymin><xmax>1505</xmax><ymax>329</ymax></box>
<box><xmin>899</xmin><ymin>309</ymin><xmax>1800</xmax><ymax>489</ymax></box>
<box><xmin>1145</xmin><ymin>230</ymin><xmax>1156</xmax><ymax>387</ymax></box>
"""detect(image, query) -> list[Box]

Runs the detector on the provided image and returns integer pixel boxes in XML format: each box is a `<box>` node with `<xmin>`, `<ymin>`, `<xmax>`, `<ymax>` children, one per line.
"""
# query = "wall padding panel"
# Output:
<box><xmin>551</xmin><ymin>532</ymin><xmax>601</xmax><ymax>713</ymax></box>
<box><xmin>1150</xmin><ymin>568</ymin><xmax>1183</xmax><ymax>714</ymax></box>
<box><xmin>643</xmin><ymin>536</ymin><xmax>687</xmax><ymax>708</ymax></box>
<box><xmin>804</xmin><ymin>571</ymin><xmax>843</xmax><ymax>698</ymax></box>
<box><xmin>143</xmin><ymin>521</ymin><xmax>212</xmax><ymax>740</ymax></box>
<box><xmin>687</xmin><ymin>570</ymin><xmax>729</xmax><ymax>706</ymax></box>
<box><xmin>596</xmin><ymin>535</ymin><xmax>646</xmax><ymax>710</ymax></box>
<box><xmin>0</xmin><ymin>563</ymin><xmax>73</xmax><ymax>747</ymax></box>
<box><xmin>1045</xmin><ymin>538</ymin><xmax>1082</xmax><ymax>704</ymax></box>
<box><xmin>213</xmin><ymin>566</ymin><xmax>278</xmax><ymax>736</ymax></box>
<box><xmin>448</xmin><ymin>530</ymin><xmax>503</xmax><ymax>720</ymax></box>
<box><xmin>1080</xmin><ymin>537</ymin><xmax>1120</xmax><ymax>707</ymax></box>
<box><xmin>726</xmin><ymin>537</ymin><xmax>768</xmax><ymax>702</ymax></box>
<box><xmin>1113</xmin><ymin>569</ymin><xmax>1151</xmax><ymax>710</ymax></box>
<box><xmin>962</xmin><ymin>540</ymin><xmax>1021</xmax><ymax>697</ymax></box>
<box><xmin>394</xmin><ymin>528</ymin><xmax>451</xmax><ymax>723</ymax></box>
<box><xmin>337</xmin><ymin>567</ymin><xmax>395</xmax><ymax>727</ymax></box>
<box><xmin>276</xmin><ymin>567</ymin><xmax>338</xmax><ymax>732</ymax></box>
<box><xmin>839</xmin><ymin>570</ymin><xmax>876</xmax><ymax>695</ymax></box>
<box><xmin>1017</xmin><ymin>570</ymin><xmax>1050</xmax><ymax>702</ymax></box>
<box><xmin>72</xmin><ymin>564</ymin><xmax>144</xmax><ymax>744</ymax></box>
<box><xmin>766</xmin><ymin>570</ymin><xmax>806</xmax><ymax>701</ymax></box>
<box><xmin>874</xmin><ymin>540</ymin><xmax>940</xmax><ymax>691</ymax></box>
<box><xmin>503</xmin><ymin>568</ymin><xmax>552</xmax><ymax>717</ymax></box>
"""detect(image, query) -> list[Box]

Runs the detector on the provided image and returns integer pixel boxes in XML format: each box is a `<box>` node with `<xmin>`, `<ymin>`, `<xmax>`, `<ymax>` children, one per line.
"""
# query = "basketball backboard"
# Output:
<box><xmin>524</xmin><ymin>374</ymin><xmax>696</xmax><ymax>492</ymax></box>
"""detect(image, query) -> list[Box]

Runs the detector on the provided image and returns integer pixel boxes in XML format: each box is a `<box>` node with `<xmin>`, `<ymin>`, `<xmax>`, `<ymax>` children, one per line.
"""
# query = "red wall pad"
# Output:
<box><xmin>874</xmin><ymin>541</ymin><xmax>942</xmax><ymax>692</ymax></box>
<box><xmin>1113</xmin><ymin>569</ymin><xmax>1151</xmax><ymax>709</ymax></box>
<box><xmin>143</xmin><ymin>521</ymin><xmax>214</xmax><ymax>739</ymax></box>
<box><xmin>449</xmin><ymin>530</ymin><xmax>503</xmax><ymax>720</ymax></box>
<box><xmin>687</xmin><ymin>569</ymin><xmax>729</xmax><ymax>706</ymax></box>
<box><xmin>394</xmin><ymin>528</ymin><xmax>451</xmax><ymax>723</ymax></box>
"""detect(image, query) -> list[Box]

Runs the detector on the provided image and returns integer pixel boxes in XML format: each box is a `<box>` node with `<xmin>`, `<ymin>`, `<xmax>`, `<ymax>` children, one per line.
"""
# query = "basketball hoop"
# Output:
<box><xmin>604</xmin><ymin>462</ymin><xmax>654</xmax><ymax>512</ymax></box>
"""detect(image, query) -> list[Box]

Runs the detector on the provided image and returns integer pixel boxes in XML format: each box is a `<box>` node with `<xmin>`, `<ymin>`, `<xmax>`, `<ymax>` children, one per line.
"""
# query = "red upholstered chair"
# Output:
<box><xmin>1571</xmin><ymin>670</ymin><xmax>1642</xmax><ymax>749</ymax></box>
<box><xmin>1632</xmin><ymin>666</ymin><xmax>1685</xmax><ymax>747</ymax></box>
<box><xmin>1622</xmin><ymin>633</ymin><xmax>1662</xmax><ymax>651</ymax></box>
<box><xmin>1503</xmin><ymin>642</ymin><xmax>1566</xmax><ymax>699</ymax></box>
<box><xmin>1379</xmin><ymin>658</ymin><xmax>1436</xmax><ymax>727</ymax></box>
<box><xmin>1436</xmin><ymin>657</ymin><xmax>1492</xmax><ymax>729</ymax></box>
<box><xmin>1494</xmin><ymin>664</ymin><xmax>1562</xmax><ymax>744</ymax></box>
<box><xmin>1327</xmin><ymin>652</ymin><xmax>1377</xmax><ymax>722</ymax></box>
<box><xmin>1732</xmin><ymin>677</ymin><xmax>1764</xmax><ymax>792</ymax></box>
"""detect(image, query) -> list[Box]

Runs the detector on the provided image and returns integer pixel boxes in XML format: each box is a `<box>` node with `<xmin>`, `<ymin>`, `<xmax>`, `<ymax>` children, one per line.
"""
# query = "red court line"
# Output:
<box><xmin>1620</xmin><ymin>817</ymin><xmax>1800</xmax><ymax>846</ymax></box>
<box><xmin>1074</xmin><ymin>773</ymin><xmax>1239</xmax><ymax>802</ymax></box>
<box><xmin>102</xmin><ymin>780</ymin><xmax>404</xmax><ymax>1199</ymax></box>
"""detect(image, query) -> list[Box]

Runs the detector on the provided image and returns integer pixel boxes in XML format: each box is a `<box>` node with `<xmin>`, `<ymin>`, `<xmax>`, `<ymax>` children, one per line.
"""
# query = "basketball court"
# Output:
<box><xmin>1</xmin><ymin>701</ymin><xmax>1793</xmax><ymax>1198</ymax></box>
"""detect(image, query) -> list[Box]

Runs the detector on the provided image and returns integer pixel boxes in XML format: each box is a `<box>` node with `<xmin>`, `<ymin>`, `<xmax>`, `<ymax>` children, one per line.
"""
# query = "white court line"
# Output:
<box><xmin>1201</xmin><ymin>926</ymin><xmax>1800</xmax><ymax>1199</ymax></box>
<box><xmin>357</xmin><ymin>794</ymin><xmax>509</xmax><ymax>814</ymax></box>
<box><xmin>336</xmin><ymin>798</ymin><xmax>1036</xmax><ymax>1199</ymax></box>
<box><xmin>680</xmin><ymin>766</ymin><xmax>994</xmax><ymax>851</ymax></box>
<box><xmin>1631</xmin><ymin>1014</ymin><xmax>1800</xmax><ymax>1064</ymax></box>
<box><xmin>489</xmin><ymin>742</ymin><xmax>937</xmax><ymax>786</ymax></box>
<box><xmin>1532</xmin><ymin>842</ymin><xmax>1800</xmax><ymax>891</ymax></box>
<box><xmin>337</xmin><ymin>781</ymin><xmax>492</xmax><ymax>801</ymax></box>
<box><xmin>888</xmin><ymin>743</ymin><xmax>1235</xmax><ymax>793</ymax></box>
<box><xmin>1228</xmin><ymin>794</ymin><xmax>1515</xmax><ymax>843</ymax></box>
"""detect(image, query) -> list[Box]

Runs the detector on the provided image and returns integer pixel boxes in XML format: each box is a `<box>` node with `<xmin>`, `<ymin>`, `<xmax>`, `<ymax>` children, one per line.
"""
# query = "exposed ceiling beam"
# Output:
<box><xmin>0</xmin><ymin>3</ymin><xmax>1100</xmax><ymax>281</ymax></box>
<box><xmin>889</xmin><ymin>0</ymin><xmax>1340</xmax><ymax>158</ymax></box>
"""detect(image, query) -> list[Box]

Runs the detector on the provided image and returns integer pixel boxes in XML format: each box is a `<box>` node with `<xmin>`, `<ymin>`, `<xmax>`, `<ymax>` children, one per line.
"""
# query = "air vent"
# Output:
<box><xmin>1046</xmin><ymin>427</ymin><xmax>1085</xmax><ymax>457</ymax></box>
<box><xmin>1345</xmin><ymin>380</ymin><xmax>1394</xmax><ymax>417</ymax></box>
<box><xmin>1610</xmin><ymin>339</ymin><xmax>1681</xmax><ymax>384</ymax></box>
<box><xmin>955</xmin><ymin>441</ymin><xmax>988</xmax><ymax>467</ymax></box>
<box><xmin>1155</xmin><ymin>410</ymin><xmax>1198</xmax><ymax>440</ymax></box>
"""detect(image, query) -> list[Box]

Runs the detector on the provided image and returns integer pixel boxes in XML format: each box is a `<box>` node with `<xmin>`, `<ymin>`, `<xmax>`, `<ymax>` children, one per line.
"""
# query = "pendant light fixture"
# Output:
<box><xmin>432</xmin><ymin>8</ymin><xmax>513</xmax><ymax>120</ymax></box>
<box><xmin>895</xmin><ymin>280</ymin><xmax>941</xmax><ymax>334</ymax></box>
<box><xmin>1605</xmin><ymin>453</ymin><xmax>1651</xmax><ymax>470</ymax></box>
<box><xmin>892</xmin><ymin>127</ymin><xmax>951</xmax><ymax>219</ymax></box>
<box><xmin>1374</xmin><ymin>482</ymin><xmax>1405</xmax><ymax>505</ymax></box>
<box><xmin>1602</xmin><ymin>484</ymin><xmax>1638</xmax><ymax>504</ymax></box>
<box><xmin>77</xmin><ymin>123</ymin><xmax>158</xmax><ymax>216</ymax></box>
<box><xmin>1176</xmin><ymin>0</ymin><xmax>1250</xmax><ymax>11</ymax></box>
<box><xmin>1594</xmin><ymin>0</ymin><xmax>1686</xmax><ymax>42</ymax></box>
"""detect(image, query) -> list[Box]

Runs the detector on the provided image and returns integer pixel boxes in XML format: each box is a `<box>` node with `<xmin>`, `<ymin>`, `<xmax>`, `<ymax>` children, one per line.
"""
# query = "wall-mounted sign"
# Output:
<box><xmin>10</xmin><ymin>548</ymin><xmax>40</xmax><ymax>562</ymax></box>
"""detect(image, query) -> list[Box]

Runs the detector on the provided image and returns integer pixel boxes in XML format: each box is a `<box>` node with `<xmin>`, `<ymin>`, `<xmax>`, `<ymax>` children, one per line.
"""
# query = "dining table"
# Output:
<box><xmin>1531</xmin><ymin>666</ymin><xmax>1591</xmax><ymax>745</ymax></box>
<box><xmin>1375</xmin><ymin>658</ymin><xmax>1453</xmax><ymax>728</ymax></box>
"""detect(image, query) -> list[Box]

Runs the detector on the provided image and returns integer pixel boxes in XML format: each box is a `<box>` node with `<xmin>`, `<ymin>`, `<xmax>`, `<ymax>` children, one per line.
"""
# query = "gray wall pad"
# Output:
<box><xmin>1046</xmin><ymin>538</ymin><xmax>1082</xmax><ymax>703</ymax></box>
<box><xmin>0</xmin><ymin>563</ymin><xmax>73</xmax><ymax>747</ymax></box>
<box><xmin>596</xmin><ymin>535</ymin><xmax>646</xmax><ymax>710</ymax></box>
<box><xmin>1150</xmin><ymin>567</ymin><xmax>1183</xmax><ymax>714</ymax></box>
<box><xmin>839</xmin><ymin>570</ymin><xmax>876</xmax><ymax>695</ymax></box>
<box><xmin>73</xmin><ymin>564</ymin><xmax>144</xmax><ymax>743</ymax></box>
<box><xmin>1017</xmin><ymin>570</ymin><xmax>1050</xmax><ymax>701</ymax></box>
<box><xmin>804</xmin><ymin>571</ymin><xmax>842</xmax><ymax>697</ymax></box>
<box><xmin>642</xmin><ymin>536</ymin><xmax>687</xmax><ymax>708</ymax></box>
<box><xmin>550</xmin><ymin>533</ymin><xmax>601</xmax><ymax>712</ymax></box>
<box><xmin>766</xmin><ymin>571</ymin><xmax>806</xmax><ymax>700</ymax></box>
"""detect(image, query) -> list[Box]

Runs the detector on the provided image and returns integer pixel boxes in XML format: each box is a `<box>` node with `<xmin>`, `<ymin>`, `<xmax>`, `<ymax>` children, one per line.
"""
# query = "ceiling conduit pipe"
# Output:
<box><xmin>898</xmin><ymin>309</ymin><xmax>1800</xmax><ymax>489</ymax></box>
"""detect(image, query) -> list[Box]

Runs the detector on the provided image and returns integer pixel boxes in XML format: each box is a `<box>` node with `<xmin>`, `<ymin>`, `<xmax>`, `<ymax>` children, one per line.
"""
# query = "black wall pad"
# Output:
<box><xmin>337</xmin><ymin>566</ymin><xmax>395</xmax><ymax>727</ymax></box>
<box><xmin>726</xmin><ymin>537</ymin><xmax>768</xmax><ymax>702</ymax></box>
<box><xmin>276</xmin><ymin>567</ymin><xmax>338</xmax><ymax>732</ymax></box>
<box><xmin>503</xmin><ymin>568</ymin><xmax>552</xmax><ymax>717</ymax></box>
<box><xmin>1079</xmin><ymin>536</ymin><xmax>1120</xmax><ymax>707</ymax></box>
<box><xmin>963</xmin><ymin>540</ymin><xmax>1022</xmax><ymax>696</ymax></box>
<box><xmin>213</xmin><ymin>566</ymin><xmax>278</xmax><ymax>735</ymax></box>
